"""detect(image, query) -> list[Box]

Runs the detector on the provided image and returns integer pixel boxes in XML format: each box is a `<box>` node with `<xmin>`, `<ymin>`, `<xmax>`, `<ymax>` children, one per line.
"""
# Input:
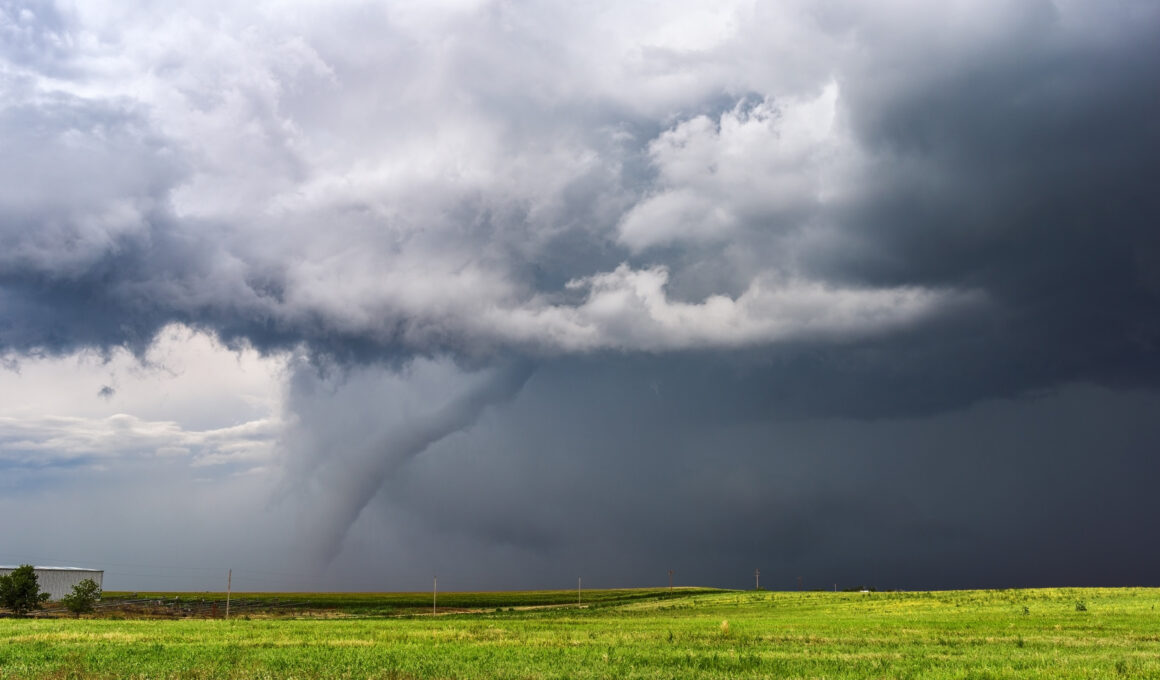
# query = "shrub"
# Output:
<box><xmin>0</xmin><ymin>565</ymin><xmax>50</xmax><ymax>616</ymax></box>
<box><xmin>1075</xmin><ymin>600</ymin><xmax>1088</xmax><ymax>612</ymax></box>
<box><xmin>61</xmin><ymin>578</ymin><xmax>102</xmax><ymax>617</ymax></box>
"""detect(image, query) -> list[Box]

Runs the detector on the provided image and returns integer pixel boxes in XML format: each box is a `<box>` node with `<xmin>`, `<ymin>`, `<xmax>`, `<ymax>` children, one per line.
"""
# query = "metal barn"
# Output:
<box><xmin>0</xmin><ymin>566</ymin><xmax>103</xmax><ymax>601</ymax></box>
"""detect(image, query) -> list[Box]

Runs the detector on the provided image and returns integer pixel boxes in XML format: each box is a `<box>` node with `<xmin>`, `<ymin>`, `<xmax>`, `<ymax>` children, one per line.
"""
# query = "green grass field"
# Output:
<box><xmin>3</xmin><ymin>587</ymin><xmax>1159</xmax><ymax>679</ymax></box>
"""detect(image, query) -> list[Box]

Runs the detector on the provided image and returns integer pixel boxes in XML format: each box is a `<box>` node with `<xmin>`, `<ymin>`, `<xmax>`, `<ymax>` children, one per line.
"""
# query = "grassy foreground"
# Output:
<box><xmin>3</xmin><ymin>587</ymin><xmax>1160</xmax><ymax>679</ymax></box>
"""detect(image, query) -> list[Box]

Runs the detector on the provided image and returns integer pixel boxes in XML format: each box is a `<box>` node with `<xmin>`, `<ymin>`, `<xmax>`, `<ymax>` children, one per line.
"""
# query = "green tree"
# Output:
<box><xmin>60</xmin><ymin>578</ymin><xmax>102</xmax><ymax>617</ymax></box>
<box><xmin>0</xmin><ymin>565</ymin><xmax>49</xmax><ymax>616</ymax></box>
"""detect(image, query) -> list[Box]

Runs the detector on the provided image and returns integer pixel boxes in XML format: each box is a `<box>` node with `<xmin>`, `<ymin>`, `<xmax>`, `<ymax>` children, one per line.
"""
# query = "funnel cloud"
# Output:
<box><xmin>280</xmin><ymin>359</ymin><xmax>536</xmax><ymax>564</ymax></box>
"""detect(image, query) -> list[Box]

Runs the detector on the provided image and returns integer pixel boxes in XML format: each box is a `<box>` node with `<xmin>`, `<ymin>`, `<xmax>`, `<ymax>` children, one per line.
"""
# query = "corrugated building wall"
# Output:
<box><xmin>0</xmin><ymin>566</ymin><xmax>103</xmax><ymax>601</ymax></box>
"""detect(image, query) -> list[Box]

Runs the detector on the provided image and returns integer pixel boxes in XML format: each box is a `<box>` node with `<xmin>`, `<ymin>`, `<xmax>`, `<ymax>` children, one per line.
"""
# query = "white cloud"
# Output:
<box><xmin>0</xmin><ymin>412</ymin><xmax>278</xmax><ymax>468</ymax></box>
<box><xmin>483</xmin><ymin>264</ymin><xmax>962</xmax><ymax>352</ymax></box>
<box><xmin>0</xmin><ymin>0</ymin><xmax>976</xmax><ymax>358</ymax></box>
<box><xmin>0</xmin><ymin>325</ymin><xmax>284</xmax><ymax>471</ymax></box>
<box><xmin>618</xmin><ymin>81</ymin><xmax>854</xmax><ymax>250</ymax></box>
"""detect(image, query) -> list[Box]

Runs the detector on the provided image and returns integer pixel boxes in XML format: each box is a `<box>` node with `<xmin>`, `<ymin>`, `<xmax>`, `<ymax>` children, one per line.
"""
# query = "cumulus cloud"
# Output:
<box><xmin>482</xmin><ymin>264</ymin><xmax>963</xmax><ymax>352</ymax></box>
<box><xmin>619</xmin><ymin>82</ymin><xmax>853</xmax><ymax>250</ymax></box>
<box><xmin>0</xmin><ymin>0</ymin><xmax>974</xmax><ymax>361</ymax></box>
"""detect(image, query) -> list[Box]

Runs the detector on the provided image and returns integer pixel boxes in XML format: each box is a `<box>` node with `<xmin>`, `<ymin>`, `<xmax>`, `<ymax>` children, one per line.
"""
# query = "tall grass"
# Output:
<box><xmin>3</xmin><ymin>587</ymin><xmax>1159</xmax><ymax>679</ymax></box>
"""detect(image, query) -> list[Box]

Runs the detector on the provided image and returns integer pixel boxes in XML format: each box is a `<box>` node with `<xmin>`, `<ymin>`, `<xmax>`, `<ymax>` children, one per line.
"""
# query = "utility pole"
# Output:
<box><xmin>668</xmin><ymin>568</ymin><xmax>674</xmax><ymax>593</ymax></box>
<box><xmin>225</xmin><ymin>569</ymin><xmax>231</xmax><ymax>620</ymax></box>
<box><xmin>578</xmin><ymin>577</ymin><xmax>581</xmax><ymax>605</ymax></box>
<box><xmin>433</xmin><ymin>574</ymin><xmax>437</xmax><ymax>616</ymax></box>
<box><xmin>755</xmin><ymin>568</ymin><xmax>760</xmax><ymax>591</ymax></box>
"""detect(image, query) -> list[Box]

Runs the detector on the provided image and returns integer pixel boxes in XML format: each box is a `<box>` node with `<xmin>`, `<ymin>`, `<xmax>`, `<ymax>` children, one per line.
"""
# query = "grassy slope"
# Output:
<box><xmin>2</xmin><ymin>588</ymin><xmax>1159</xmax><ymax>679</ymax></box>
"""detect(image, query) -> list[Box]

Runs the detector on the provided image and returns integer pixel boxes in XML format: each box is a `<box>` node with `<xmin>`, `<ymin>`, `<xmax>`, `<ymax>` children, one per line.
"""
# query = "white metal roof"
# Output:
<box><xmin>0</xmin><ymin>566</ymin><xmax>102</xmax><ymax>571</ymax></box>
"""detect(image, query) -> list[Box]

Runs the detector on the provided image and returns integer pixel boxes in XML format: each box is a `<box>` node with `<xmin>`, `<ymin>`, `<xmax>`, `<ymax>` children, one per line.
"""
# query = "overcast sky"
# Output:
<box><xmin>2</xmin><ymin>0</ymin><xmax>1159</xmax><ymax>592</ymax></box>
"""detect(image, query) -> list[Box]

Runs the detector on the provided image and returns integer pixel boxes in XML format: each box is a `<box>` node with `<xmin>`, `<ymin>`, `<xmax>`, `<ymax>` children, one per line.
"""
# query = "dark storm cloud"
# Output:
<box><xmin>812</xmin><ymin>5</ymin><xmax>1160</xmax><ymax>404</ymax></box>
<box><xmin>3</xmin><ymin>1</ymin><xmax>1160</xmax><ymax>587</ymax></box>
<box><xmin>336</xmin><ymin>362</ymin><xmax>1160</xmax><ymax>590</ymax></box>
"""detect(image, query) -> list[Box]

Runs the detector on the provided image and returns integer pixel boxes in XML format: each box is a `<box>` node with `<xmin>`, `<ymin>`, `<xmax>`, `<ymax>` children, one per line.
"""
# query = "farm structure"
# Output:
<box><xmin>0</xmin><ymin>566</ymin><xmax>103</xmax><ymax>601</ymax></box>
